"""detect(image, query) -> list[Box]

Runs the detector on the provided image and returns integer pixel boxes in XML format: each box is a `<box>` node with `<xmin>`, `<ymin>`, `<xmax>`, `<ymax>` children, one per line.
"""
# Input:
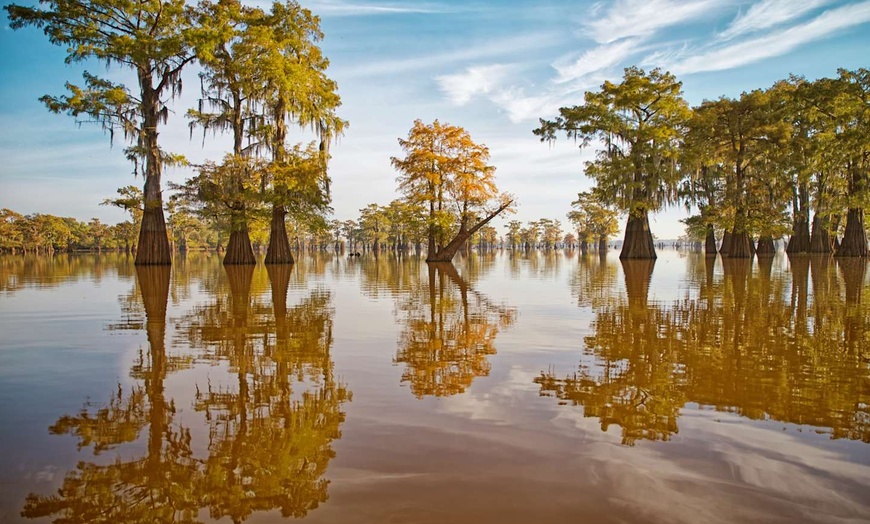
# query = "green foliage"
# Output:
<box><xmin>536</xmin><ymin>67</ymin><xmax>691</xmax><ymax>217</ymax></box>
<box><xmin>568</xmin><ymin>191</ymin><xmax>619</xmax><ymax>244</ymax></box>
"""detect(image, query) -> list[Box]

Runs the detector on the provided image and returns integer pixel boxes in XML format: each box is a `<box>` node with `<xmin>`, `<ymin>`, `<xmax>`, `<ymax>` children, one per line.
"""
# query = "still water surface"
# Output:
<box><xmin>0</xmin><ymin>251</ymin><xmax>868</xmax><ymax>523</ymax></box>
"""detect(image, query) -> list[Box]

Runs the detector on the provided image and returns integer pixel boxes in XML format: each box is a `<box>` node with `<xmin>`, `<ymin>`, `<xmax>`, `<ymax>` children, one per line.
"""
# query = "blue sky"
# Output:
<box><xmin>2</xmin><ymin>0</ymin><xmax>869</xmax><ymax>240</ymax></box>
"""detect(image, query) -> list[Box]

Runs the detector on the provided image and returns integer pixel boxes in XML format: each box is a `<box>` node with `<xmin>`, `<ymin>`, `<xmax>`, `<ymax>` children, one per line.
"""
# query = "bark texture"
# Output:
<box><xmin>265</xmin><ymin>205</ymin><xmax>294</xmax><ymax>265</ymax></box>
<box><xmin>836</xmin><ymin>208</ymin><xmax>868</xmax><ymax>257</ymax></box>
<box><xmin>704</xmin><ymin>224</ymin><xmax>717</xmax><ymax>256</ymax></box>
<box><xmin>720</xmin><ymin>230</ymin><xmax>732</xmax><ymax>256</ymax></box>
<box><xmin>729</xmin><ymin>230</ymin><xmax>753</xmax><ymax>258</ymax></box>
<box><xmin>224</xmin><ymin>228</ymin><xmax>256</xmax><ymax>265</ymax></box>
<box><xmin>619</xmin><ymin>210</ymin><xmax>656</xmax><ymax>260</ymax></box>
<box><xmin>809</xmin><ymin>214</ymin><xmax>833</xmax><ymax>254</ymax></box>
<box><xmin>756</xmin><ymin>236</ymin><xmax>776</xmax><ymax>256</ymax></box>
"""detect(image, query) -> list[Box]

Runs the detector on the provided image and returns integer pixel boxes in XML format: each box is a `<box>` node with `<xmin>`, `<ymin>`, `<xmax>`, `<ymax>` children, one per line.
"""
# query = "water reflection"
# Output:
<box><xmin>538</xmin><ymin>255</ymin><xmax>870</xmax><ymax>446</ymax></box>
<box><xmin>183</xmin><ymin>264</ymin><xmax>349</xmax><ymax>521</ymax></box>
<box><xmin>22</xmin><ymin>266</ymin><xmax>201</xmax><ymax>522</ymax></box>
<box><xmin>0</xmin><ymin>253</ymin><xmax>136</xmax><ymax>294</ymax></box>
<box><xmin>22</xmin><ymin>262</ymin><xmax>349</xmax><ymax>522</ymax></box>
<box><xmin>387</xmin><ymin>260</ymin><xmax>517</xmax><ymax>397</ymax></box>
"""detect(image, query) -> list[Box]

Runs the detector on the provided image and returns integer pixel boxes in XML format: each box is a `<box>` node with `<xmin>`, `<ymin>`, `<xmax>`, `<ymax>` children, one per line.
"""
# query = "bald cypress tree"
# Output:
<box><xmin>536</xmin><ymin>67</ymin><xmax>690</xmax><ymax>259</ymax></box>
<box><xmin>5</xmin><ymin>0</ymin><xmax>196</xmax><ymax>265</ymax></box>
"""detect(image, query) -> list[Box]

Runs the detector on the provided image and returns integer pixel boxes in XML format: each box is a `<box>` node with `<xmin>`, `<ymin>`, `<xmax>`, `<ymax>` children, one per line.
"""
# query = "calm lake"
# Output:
<box><xmin>0</xmin><ymin>250</ymin><xmax>868</xmax><ymax>523</ymax></box>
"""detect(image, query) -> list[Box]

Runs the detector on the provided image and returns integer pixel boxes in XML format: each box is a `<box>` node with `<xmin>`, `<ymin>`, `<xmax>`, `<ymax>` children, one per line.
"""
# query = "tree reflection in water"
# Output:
<box><xmin>538</xmin><ymin>255</ymin><xmax>870</xmax><ymax>446</ymax></box>
<box><xmin>391</xmin><ymin>260</ymin><xmax>516</xmax><ymax>397</ymax></box>
<box><xmin>188</xmin><ymin>265</ymin><xmax>349</xmax><ymax>521</ymax></box>
<box><xmin>22</xmin><ymin>266</ymin><xmax>200</xmax><ymax>522</ymax></box>
<box><xmin>22</xmin><ymin>262</ymin><xmax>349</xmax><ymax>523</ymax></box>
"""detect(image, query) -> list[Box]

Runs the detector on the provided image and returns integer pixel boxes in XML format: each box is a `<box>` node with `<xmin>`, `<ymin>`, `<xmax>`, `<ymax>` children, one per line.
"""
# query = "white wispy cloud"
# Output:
<box><xmin>337</xmin><ymin>32</ymin><xmax>561</xmax><ymax>79</ymax></box>
<box><xmin>718</xmin><ymin>0</ymin><xmax>834</xmax><ymax>40</ymax></box>
<box><xmin>436</xmin><ymin>64</ymin><xmax>514</xmax><ymax>105</ymax></box>
<box><xmin>290</xmin><ymin>0</ymin><xmax>450</xmax><ymax>16</ymax></box>
<box><xmin>672</xmin><ymin>1</ymin><xmax>870</xmax><ymax>74</ymax></box>
<box><xmin>582</xmin><ymin>0</ymin><xmax>727</xmax><ymax>44</ymax></box>
<box><xmin>552</xmin><ymin>38</ymin><xmax>641</xmax><ymax>84</ymax></box>
<box><xmin>491</xmin><ymin>87</ymin><xmax>562</xmax><ymax>123</ymax></box>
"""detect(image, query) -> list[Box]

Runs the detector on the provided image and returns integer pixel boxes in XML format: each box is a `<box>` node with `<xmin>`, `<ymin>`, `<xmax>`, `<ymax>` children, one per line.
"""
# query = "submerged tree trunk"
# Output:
<box><xmin>619</xmin><ymin>210</ymin><xmax>656</xmax><ymax>260</ymax></box>
<box><xmin>756</xmin><ymin>235</ymin><xmax>776</xmax><ymax>256</ymax></box>
<box><xmin>787</xmin><ymin>184</ymin><xmax>811</xmax><ymax>254</ymax></box>
<box><xmin>265</xmin><ymin>205</ymin><xmax>294</xmax><ymax>265</ymax></box>
<box><xmin>704</xmin><ymin>223</ymin><xmax>717</xmax><ymax>255</ymax></box>
<box><xmin>720</xmin><ymin>230</ymin><xmax>732</xmax><ymax>256</ymax></box>
<box><xmin>729</xmin><ymin>229</ymin><xmax>753</xmax><ymax>258</ymax></box>
<box><xmin>224</xmin><ymin>227</ymin><xmax>256</xmax><ymax>265</ymax></box>
<box><xmin>598</xmin><ymin>236</ymin><xmax>607</xmax><ymax>253</ymax></box>
<box><xmin>809</xmin><ymin>214</ymin><xmax>833</xmax><ymax>254</ymax></box>
<box><xmin>836</xmin><ymin>207</ymin><xmax>868</xmax><ymax>257</ymax></box>
<box><xmin>136</xmin><ymin>193</ymin><xmax>172</xmax><ymax>265</ymax></box>
<box><xmin>426</xmin><ymin>200</ymin><xmax>512</xmax><ymax>263</ymax></box>
<box><xmin>580</xmin><ymin>240</ymin><xmax>588</xmax><ymax>255</ymax></box>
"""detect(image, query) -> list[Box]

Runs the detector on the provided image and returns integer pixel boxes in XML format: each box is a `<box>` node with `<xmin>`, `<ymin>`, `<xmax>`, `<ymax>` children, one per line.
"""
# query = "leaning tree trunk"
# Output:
<box><xmin>426</xmin><ymin>201</ymin><xmax>512</xmax><ymax>263</ymax></box>
<box><xmin>704</xmin><ymin>223</ymin><xmax>717</xmax><ymax>256</ymax></box>
<box><xmin>836</xmin><ymin>207</ymin><xmax>868</xmax><ymax>257</ymax></box>
<box><xmin>134</xmin><ymin>74</ymin><xmax>171</xmax><ymax>266</ymax></box>
<box><xmin>265</xmin><ymin>205</ymin><xmax>294</xmax><ymax>265</ymax></box>
<box><xmin>619</xmin><ymin>209</ymin><xmax>656</xmax><ymax>260</ymax></box>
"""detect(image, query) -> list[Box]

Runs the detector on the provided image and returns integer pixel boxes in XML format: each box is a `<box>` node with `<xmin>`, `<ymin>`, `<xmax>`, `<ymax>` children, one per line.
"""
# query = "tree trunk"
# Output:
<box><xmin>224</xmin><ymin>227</ymin><xmax>256</xmax><ymax>265</ymax></box>
<box><xmin>720</xmin><ymin>230</ymin><xmax>732</xmax><ymax>256</ymax></box>
<box><xmin>704</xmin><ymin>223</ymin><xmax>717</xmax><ymax>256</ymax></box>
<box><xmin>265</xmin><ymin>205</ymin><xmax>294</xmax><ymax>264</ymax></box>
<box><xmin>786</xmin><ymin>184</ymin><xmax>810</xmax><ymax>254</ymax></box>
<box><xmin>598</xmin><ymin>236</ymin><xmax>607</xmax><ymax>253</ymax></box>
<box><xmin>809</xmin><ymin>214</ymin><xmax>833</xmax><ymax>254</ymax></box>
<box><xmin>836</xmin><ymin>207</ymin><xmax>868</xmax><ymax>257</ymax></box>
<box><xmin>619</xmin><ymin>210</ymin><xmax>656</xmax><ymax>260</ymax></box>
<box><xmin>729</xmin><ymin>229</ymin><xmax>753</xmax><ymax>258</ymax></box>
<box><xmin>756</xmin><ymin>235</ymin><xmax>776</xmax><ymax>256</ymax></box>
<box><xmin>427</xmin><ymin>200</ymin><xmax>512</xmax><ymax>262</ymax></box>
<box><xmin>580</xmin><ymin>240</ymin><xmax>588</xmax><ymax>255</ymax></box>
<box><xmin>134</xmin><ymin>72</ymin><xmax>171</xmax><ymax>266</ymax></box>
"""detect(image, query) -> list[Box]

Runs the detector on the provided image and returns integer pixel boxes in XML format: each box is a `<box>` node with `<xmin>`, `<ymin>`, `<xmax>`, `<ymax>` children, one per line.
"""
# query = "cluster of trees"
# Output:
<box><xmin>1</xmin><ymin>208</ymin><xmax>122</xmax><ymax>254</ymax></box>
<box><xmin>5</xmin><ymin>0</ymin><xmax>344</xmax><ymax>266</ymax></box>
<box><xmin>537</xmin><ymin>67</ymin><xmax>870</xmax><ymax>259</ymax></box>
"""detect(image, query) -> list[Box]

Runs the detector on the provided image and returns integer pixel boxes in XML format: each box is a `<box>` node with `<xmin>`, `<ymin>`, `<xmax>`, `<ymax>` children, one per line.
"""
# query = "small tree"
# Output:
<box><xmin>392</xmin><ymin>119</ymin><xmax>513</xmax><ymax>263</ymax></box>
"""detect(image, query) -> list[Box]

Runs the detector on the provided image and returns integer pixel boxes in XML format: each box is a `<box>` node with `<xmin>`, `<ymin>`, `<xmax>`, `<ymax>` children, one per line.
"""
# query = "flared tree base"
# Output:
<box><xmin>135</xmin><ymin>207</ymin><xmax>172</xmax><ymax>266</ymax></box>
<box><xmin>704</xmin><ymin>224</ymin><xmax>717</xmax><ymax>256</ymax></box>
<box><xmin>619</xmin><ymin>212</ymin><xmax>656</xmax><ymax>260</ymax></box>
<box><xmin>836</xmin><ymin>208</ymin><xmax>868</xmax><ymax>257</ymax></box>
<box><xmin>756</xmin><ymin>236</ymin><xmax>776</xmax><ymax>256</ymax></box>
<box><xmin>265</xmin><ymin>206</ymin><xmax>295</xmax><ymax>265</ymax></box>
<box><xmin>224</xmin><ymin>229</ymin><xmax>256</xmax><ymax>265</ymax></box>
<box><xmin>787</xmin><ymin>218</ymin><xmax>810</xmax><ymax>254</ymax></box>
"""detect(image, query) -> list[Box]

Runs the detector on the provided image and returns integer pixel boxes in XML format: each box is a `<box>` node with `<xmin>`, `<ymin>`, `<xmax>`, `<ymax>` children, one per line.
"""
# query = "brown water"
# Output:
<box><xmin>0</xmin><ymin>251</ymin><xmax>868</xmax><ymax>523</ymax></box>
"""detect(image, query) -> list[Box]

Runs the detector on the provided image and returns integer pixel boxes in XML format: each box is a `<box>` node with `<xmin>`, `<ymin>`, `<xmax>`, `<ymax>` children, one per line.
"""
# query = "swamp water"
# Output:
<box><xmin>0</xmin><ymin>251</ymin><xmax>868</xmax><ymax>523</ymax></box>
